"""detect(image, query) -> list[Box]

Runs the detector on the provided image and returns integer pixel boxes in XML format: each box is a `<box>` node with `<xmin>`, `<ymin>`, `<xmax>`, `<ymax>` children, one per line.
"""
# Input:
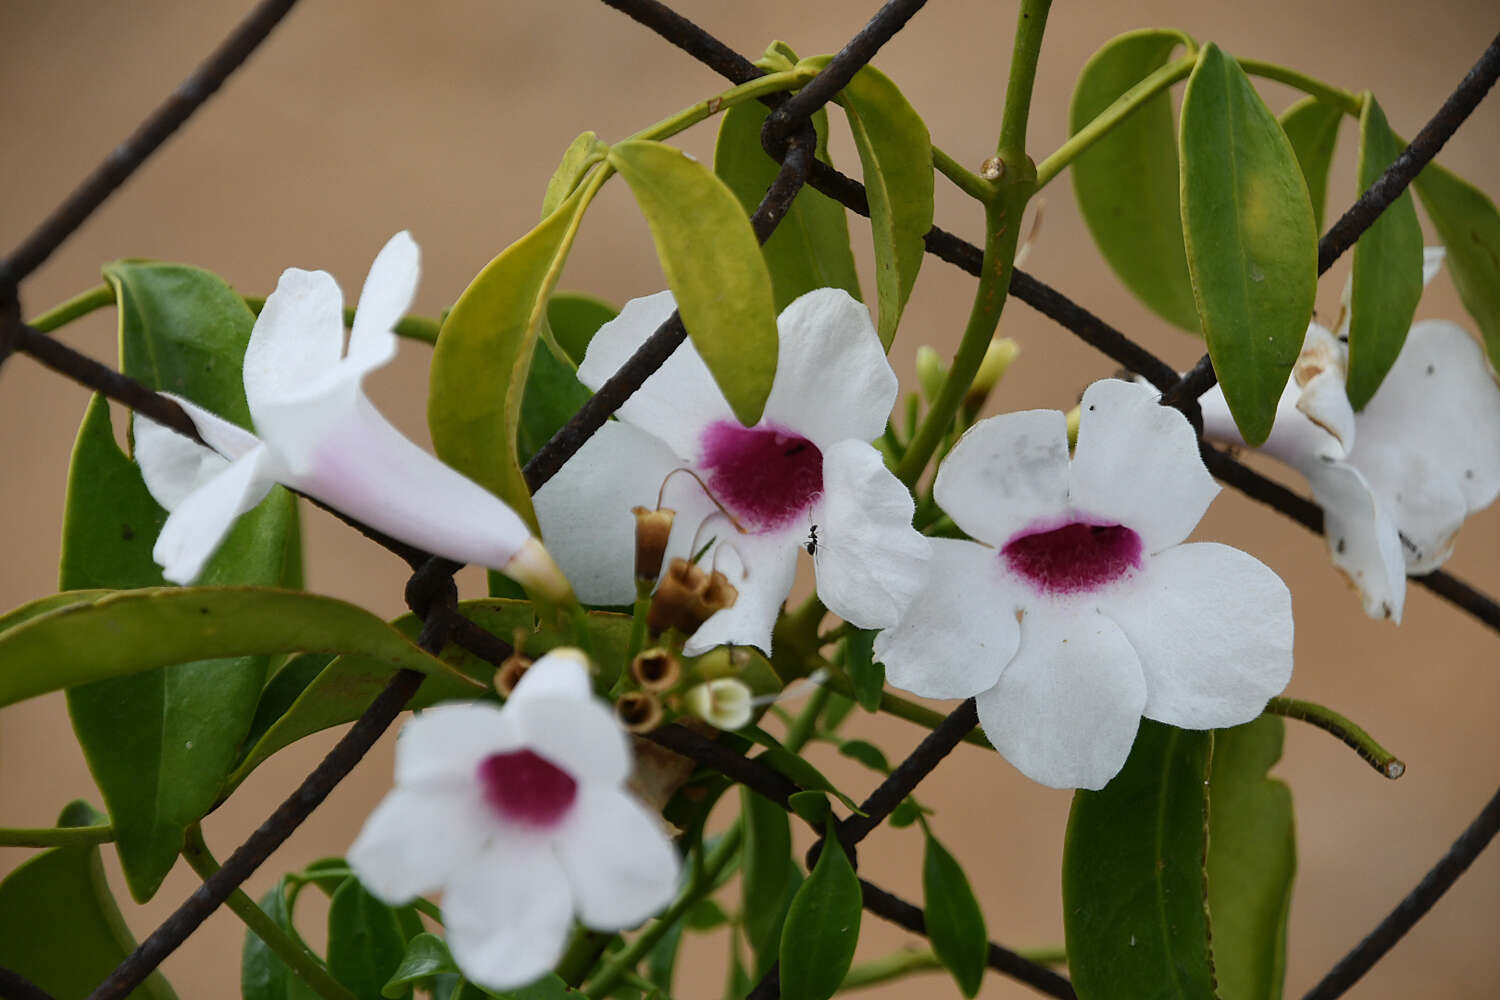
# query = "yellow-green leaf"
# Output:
<box><xmin>608</xmin><ymin>138</ymin><xmax>779</xmax><ymax>425</ymax></box>
<box><xmin>1179</xmin><ymin>43</ymin><xmax>1317</xmax><ymax>445</ymax></box>
<box><xmin>1278</xmin><ymin>96</ymin><xmax>1344</xmax><ymax>233</ymax></box>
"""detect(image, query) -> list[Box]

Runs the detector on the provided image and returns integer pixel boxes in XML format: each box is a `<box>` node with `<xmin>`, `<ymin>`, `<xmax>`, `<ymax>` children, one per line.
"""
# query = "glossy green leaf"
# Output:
<box><xmin>429</xmin><ymin>182</ymin><xmax>597</xmax><ymax>530</ymax></box>
<box><xmin>714</xmin><ymin>98</ymin><xmax>861</xmax><ymax>310</ymax></box>
<box><xmin>837</xmin><ymin>739</ymin><xmax>890</xmax><ymax>774</ymax></box>
<box><xmin>755</xmin><ymin>746</ymin><xmax>862</xmax><ymax>813</ymax></box>
<box><xmin>686</xmin><ymin>897</ymin><xmax>731</xmax><ymax>931</ymax></box>
<box><xmin>0</xmin><ymin>589</ymin><xmax>111</xmax><ymax>632</ymax></box>
<box><xmin>66</xmin><ymin>264</ymin><xmax>301</xmax><ymax>904</ymax></box>
<box><xmin>541</xmin><ymin>131</ymin><xmax>608</xmax><ymax>218</ymax></box>
<box><xmin>1207</xmin><ymin>717</ymin><xmax>1295</xmax><ymax>1000</ymax></box>
<box><xmin>1179</xmin><ymin>43</ymin><xmax>1317</xmax><ymax>445</ymax></box>
<box><xmin>888</xmin><ymin>797</ymin><xmax>923</xmax><ymax>829</ymax></box>
<box><xmin>0</xmin><ymin>801</ymin><xmax>179</xmax><ymax>1000</ymax></box>
<box><xmin>780</xmin><ymin>823</ymin><xmax>862</xmax><ymax>1000</ymax></box>
<box><xmin>923</xmin><ymin>832</ymin><xmax>987</xmax><ymax>998</ymax></box>
<box><xmin>546</xmin><ymin>291</ymin><xmax>618</xmax><ymax>367</ymax></box>
<box><xmin>741</xmin><ymin>786</ymin><xmax>795</xmax><ymax>963</ymax></box>
<box><xmin>805</xmin><ymin>56</ymin><xmax>933</xmax><ymax>349</ymax></box>
<box><xmin>1346</xmin><ymin>94</ymin><xmax>1425</xmax><ymax>410</ymax></box>
<box><xmin>382</xmin><ymin>934</ymin><xmax>459</xmax><ymax>997</ymax></box>
<box><xmin>243</xmin><ymin>878</ymin><xmax>319</xmax><ymax>1000</ymax></box>
<box><xmin>1278</xmin><ymin>96</ymin><xmax>1344</xmax><ymax>233</ymax></box>
<box><xmin>844</xmin><ymin>629</ymin><xmax>882</xmax><ymax>712</ymax></box>
<box><xmin>1062</xmin><ymin>721</ymin><xmax>1216</xmax><ymax>1000</ymax></box>
<box><xmin>0</xmin><ymin>586</ymin><xmax>474</xmax><ymax>709</ymax></box>
<box><xmin>788</xmin><ymin>789</ymin><xmax>833</xmax><ymax>827</ymax></box>
<box><xmin>1070</xmin><ymin>29</ymin><xmax>1200</xmax><ymax>332</ymax></box>
<box><xmin>608</xmin><ymin>138</ymin><xmax>779</xmax><ymax>425</ymax></box>
<box><xmin>516</xmin><ymin>331</ymin><xmax>592</xmax><ymax>469</ymax></box>
<box><xmin>1416</xmin><ymin>161</ymin><xmax>1500</xmax><ymax>369</ymax></box>
<box><xmin>328</xmin><ymin>877</ymin><xmax>411</xmax><ymax>1000</ymax></box>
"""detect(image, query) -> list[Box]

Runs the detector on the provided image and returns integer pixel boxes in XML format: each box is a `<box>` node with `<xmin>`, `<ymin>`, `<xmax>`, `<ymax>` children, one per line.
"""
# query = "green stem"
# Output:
<box><xmin>1264</xmin><ymin>697</ymin><xmax>1405</xmax><ymax>779</ymax></box>
<box><xmin>631</xmin><ymin>68</ymin><xmax>817</xmax><ymax>144</ymax></box>
<box><xmin>840</xmin><ymin>947</ymin><xmax>942</xmax><ymax>990</ymax></box>
<box><xmin>1017</xmin><ymin>944</ymin><xmax>1068</xmax><ymax>966</ymax></box>
<box><xmin>1238</xmin><ymin>59</ymin><xmax>1362</xmax><ymax>115</ymax></box>
<box><xmin>1034</xmin><ymin>55</ymin><xmax>1196</xmax><ymax>189</ymax></box>
<box><xmin>0</xmin><ymin>822</ymin><xmax>113</xmax><ymax>848</ymax></box>
<box><xmin>27</xmin><ymin>284</ymin><xmax>114</xmax><ymax>333</ymax></box>
<box><xmin>582</xmin><ymin>825</ymin><xmax>745</xmax><ymax>996</ymax></box>
<box><xmin>933</xmin><ymin>146</ymin><xmax>996</xmax><ymax>202</ymax></box>
<box><xmin>182</xmin><ymin>826</ymin><xmax>357</xmax><ymax>1000</ymax></box>
<box><xmin>816</xmin><ymin>660</ymin><xmax>993</xmax><ymax>751</ymax></box>
<box><xmin>995</xmin><ymin>0</ymin><xmax>1053</xmax><ymax>162</ymax></box>
<box><xmin>555</xmin><ymin>929</ymin><xmax>616</xmax><ymax>987</ymax></box>
<box><xmin>783</xmin><ymin>683</ymin><xmax>831</xmax><ymax>754</ymax></box>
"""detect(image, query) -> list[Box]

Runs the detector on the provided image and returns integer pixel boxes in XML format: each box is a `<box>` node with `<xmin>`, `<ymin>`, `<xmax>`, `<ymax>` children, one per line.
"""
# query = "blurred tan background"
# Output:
<box><xmin>2</xmin><ymin>0</ymin><xmax>1498</xmax><ymax>996</ymax></box>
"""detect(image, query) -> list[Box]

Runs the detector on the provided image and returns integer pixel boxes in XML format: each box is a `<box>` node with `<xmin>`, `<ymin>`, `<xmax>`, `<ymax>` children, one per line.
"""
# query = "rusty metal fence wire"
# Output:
<box><xmin>1</xmin><ymin>1</ymin><xmax>1498</xmax><ymax>998</ymax></box>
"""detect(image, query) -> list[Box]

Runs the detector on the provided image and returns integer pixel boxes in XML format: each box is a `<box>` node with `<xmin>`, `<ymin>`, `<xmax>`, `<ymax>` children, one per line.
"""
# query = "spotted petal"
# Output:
<box><xmin>1305</xmin><ymin>461</ymin><xmax>1408</xmax><ymax>621</ymax></box>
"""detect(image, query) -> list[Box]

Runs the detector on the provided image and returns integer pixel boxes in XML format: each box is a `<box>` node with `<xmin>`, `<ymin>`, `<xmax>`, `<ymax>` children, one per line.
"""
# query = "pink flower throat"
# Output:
<box><xmin>700</xmin><ymin>421</ymin><xmax>823</xmax><ymax>529</ymax></box>
<box><xmin>477</xmin><ymin>749</ymin><xmax>577</xmax><ymax>829</ymax></box>
<box><xmin>1002</xmin><ymin>520</ymin><xmax>1142</xmax><ymax>594</ymax></box>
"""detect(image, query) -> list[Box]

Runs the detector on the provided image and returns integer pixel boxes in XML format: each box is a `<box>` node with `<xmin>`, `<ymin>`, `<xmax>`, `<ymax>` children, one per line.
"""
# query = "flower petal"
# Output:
<box><xmin>152</xmin><ymin>446</ymin><xmax>276</xmax><ymax>584</ymax></box>
<box><xmin>1070</xmin><ymin>379</ymin><xmax>1219</xmax><ymax>553</ymax></box>
<box><xmin>811</xmin><ymin>440</ymin><xmax>929</xmax><ymax>629</ymax></box>
<box><xmin>346</xmin><ymin>231</ymin><xmax>419</xmax><ymax>378</ymax></box>
<box><xmin>974</xmin><ymin>606</ymin><xmax>1147</xmax><ymax>790</ymax></box>
<box><xmin>1102</xmin><ymin>542</ymin><xmax>1293</xmax><ymax>729</ymax></box>
<box><xmin>1306</xmin><ymin>461</ymin><xmax>1408</xmax><ymax>622</ymax></box>
<box><xmin>556</xmin><ymin>784</ymin><xmax>680</xmax><ymax>930</ymax></box>
<box><xmin>932</xmin><ymin>409</ymin><xmax>1071</xmax><ymax>548</ymax></box>
<box><xmin>1423</xmin><ymin>245</ymin><xmax>1446</xmax><ymax>287</ymax></box>
<box><xmin>243</xmin><ymin>267</ymin><xmax>347</xmax><ymax>424</ymax></box>
<box><xmin>534</xmin><ymin>421</ymin><xmax>715</xmax><ymax>606</ymax></box>
<box><xmin>577</xmin><ymin>291</ymin><xmax>735</xmax><ymax>459</ymax></box>
<box><xmin>514</xmin><ymin>694</ymin><xmax>632</xmax><ymax>787</ymax></box>
<box><xmin>1347</xmin><ymin>319</ymin><xmax>1500</xmax><ymax>572</ymax></box>
<box><xmin>394</xmin><ymin>701</ymin><xmax>519</xmax><ymax>786</ymax></box>
<box><xmin>347</xmin><ymin>783</ymin><xmax>492</xmax><ymax>903</ymax></box>
<box><xmin>287</xmin><ymin>394</ymin><xmax>536</xmax><ymax>572</ymax></box>
<box><xmin>760</xmin><ymin>289</ymin><xmax>897</xmax><ymax>447</ymax></box>
<box><xmin>443</xmin><ymin>838</ymin><xmax>575</xmax><ymax>991</ymax></box>
<box><xmin>875</xmin><ymin>538</ymin><xmax>1021</xmax><ymax>700</ymax></box>
<box><xmin>1293</xmin><ymin>324</ymin><xmax>1356</xmax><ymax>455</ymax></box>
<box><xmin>682</xmin><ymin>530</ymin><xmax>799</xmax><ymax>656</ymax></box>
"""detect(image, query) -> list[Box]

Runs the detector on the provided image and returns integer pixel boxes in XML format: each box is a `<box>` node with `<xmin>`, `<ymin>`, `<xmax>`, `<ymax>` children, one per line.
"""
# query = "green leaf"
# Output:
<box><xmin>741</xmin><ymin>786</ymin><xmax>795</xmax><ymax>964</ymax></box>
<box><xmin>714</xmin><ymin>98</ymin><xmax>861</xmax><ymax>311</ymax></box>
<box><xmin>887</xmin><ymin>797</ymin><xmax>923</xmax><ymax>829</ymax></box>
<box><xmin>1179</xmin><ymin>43</ymin><xmax>1317</xmax><ymax>445</ymax></box>
<box><xmin>328</xmin><ymin>878</ymin><xmax>411</xmax><ymax>1000</ymax></box>
<box><xmin>1070</xmin><ymin>29</ymin><xmax>1200</xmax><ymax>333</ymax></box>
<box><xmin>844</xmin><ymin>629</ymin><xmax>882</xmax><ymax>712</ymax></box>
<box><xmin>779</xmin><ymin>823</ymin><xmax>862</xmax><ymax>1000</ymax></box>
<box><xmin>0</xmin><ymin>586</ymin><xmax>475</xmax><ymax>709</ymax></box>
<box><xmin>754</xmin><ymin>746</ymin><xmax>863</xmax><ymax>814</ymax></box>
<box><xmin>0</xmin><ymin>800</ymin><xmax>179</xmax><ymax>1000</ymax></box>
<box><xmin>546</xmin><ymin>291</ymin><xmax>618</xmax><ymax>367</ymax></box>
<box><xmin>788</xmin><ymin>789</ymin><xmax>833</xmax><ymax>827</ymax></box>
<box><xmin>1278</xmin><ymin>96</ymin><xmax>1344</xmax><ymax>233</ymax></box>
<box><xmin>229</xmin><ymin>600</ymin><xmax>645</xmax><ymax>783</ymax></box>
<box><xmin>608</xmin><ymin>138</ymin><xmax>779</xmax><ymax>424</ymax></box>
<box><xmin>1207</xmin><ymin>717</ymin><xmax>1295</xmax><ymax>1000</ymax></box>
<box><xmin>516</xmin><ymin>332</ymin><xmax>593</xmax><ymax>469</ymax></box>
<box><xmin>1416</xmin><ymin>161</ymin><xmax>1500</xmax><ymax>369</ymax></box>
<box><xmin>645</xmin><ymin>919</ymin><xmax>686</xmax><ymax>995</ymax></box>
<box><xmin>922</xmin><ymin>832</ymin><xmax>987</xmax><ymax>998</ymax></box>
<box><xmin>837</xmin><ymin>739</ymin><xmax>890</xmax><ymax>774</ymax></box>
<box><xmin>541</xmin><ymin>131</ymin><xmax>609</xmax><ymax>218</ymax></box>
<box><xmin>0</xmin><ymin>589</ymin><xmax>112</xmax><ymax>633</ymax></box>
<box><xmin>805</xmin><ymin>57</ymin><xmax>933</xmax><ymax>349</ymax></box>
<box><xmin>62</xmin><ymin>304</ymin><xmax>299</xmax><ymax>899</ymax></box>
<box><xmin>429</xmin><ymin>180</ymin><xmax>598</xmax><ymax>530</ymax></box>
<box><xmin>686</xmin><ymin>897</ymin><xmax>731</xmax><ymax>931</ymax></box>
<box><xmin>1345</xmin><ymin>94</ymin><xmax>1425</xmax><ymax>410</ymax></box>
<box><xmin>243</xmin><ymin>878</ymin><xmax>319</xmax><ymax>1000</ymax></box>
<box><xmin>383</xmin><ymin>934</ymin><xmax>460</xmax><ymax>997</ymax></box>
<box><xmin>1062</xmin><ymin>721</ymin><xmax>1216</xmax><ymax>1000</ymax></box>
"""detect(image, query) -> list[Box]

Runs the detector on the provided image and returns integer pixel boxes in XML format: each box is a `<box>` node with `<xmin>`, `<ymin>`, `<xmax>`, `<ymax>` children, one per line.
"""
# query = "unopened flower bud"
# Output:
<box><xmin>964</xmin><ymin>337</ymin><xmax>1019</xmax><ymax>415</ymax></box>
<box><xmin>915</xmin><ymin>345</ymin><xmax>946</xmax><ymax>403</ymax></box>
<box><xmin>616</xmin><ymin>691</ymin><xmax>664</xmax><ymax>733</ymax></box>
<box><xmin>632</xmin><ymin>505</ymin><xmax>676</xmax><ymax>581</ymax></box>
<box><xmin>684</xmin><ymin>678</ymin><xmax>753</xmax><ymax>731</ymax></box>
<box><xmin>632</xmin><ymin>647</ymin><xmax>681</xmax><ymax>692</ymax></box>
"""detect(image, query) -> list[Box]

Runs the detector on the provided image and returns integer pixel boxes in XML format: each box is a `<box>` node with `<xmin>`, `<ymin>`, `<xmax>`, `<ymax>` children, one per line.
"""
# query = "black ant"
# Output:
<box><xmin>804</xmin><ymin>524</ymin><xmax>819</xmax><ymax>557</ymax></box>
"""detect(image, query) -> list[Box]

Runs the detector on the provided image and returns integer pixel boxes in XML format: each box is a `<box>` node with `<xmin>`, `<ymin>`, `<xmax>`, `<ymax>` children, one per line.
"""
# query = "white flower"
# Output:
<box><xmin>348</xmin><ymin>649</ymin><xmax>680</xmax><ymax>991</ymax></box>
<box><xmin>533</xmin><ymin>288</ymin><xmax>930</xmax><ymax>654</ymax></box>
<box><xmin>875</xmin><ymin>379</ymin><xmax>1294</xmax><ymax>791</ymax></box>
<box><xmin>1199</xmin><ymin>247</ymin><xmax>1500</xmax><ymax>623</ymax></box>
<box><xmin>132</xmin><ymin>232</ymin><xmax>567</xmax><ymax>599</ymax></box>
<box><xmin>684</xmin><ymin>677</ymin><xmax>753</xmax><ymax>730</ymax></box>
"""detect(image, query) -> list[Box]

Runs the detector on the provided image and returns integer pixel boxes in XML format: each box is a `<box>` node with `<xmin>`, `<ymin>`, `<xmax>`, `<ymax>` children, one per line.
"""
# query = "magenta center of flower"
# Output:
<box><xmin>1001</xmin><ymin>521</ymin><xmax>1143</xmax><ymax>594</ymax></box>
<box><xmin>476</xmin><ymin>749</ymin><xmax>577</xmax><ymax>829</ymax></box>
<box><xmin>700</xmin><ymin>421</ymin><xmax>823</xmax><ymax>529</ymax></box>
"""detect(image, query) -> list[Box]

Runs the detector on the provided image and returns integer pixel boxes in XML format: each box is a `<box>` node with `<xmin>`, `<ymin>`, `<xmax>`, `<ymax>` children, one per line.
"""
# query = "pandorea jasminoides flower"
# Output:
<box><xmin>348</xmin><ymin>649</ymin><xmax>680</xmax><ymax>990</ymax></box>
<box><xmin>875</xmin><ymin>379</ymin><xmax>1294</xmax><ymax>790</ymax></box>
<box><xmin>1199</xmin><ymin>248</ymin><xmax>1500</xmax><ymax>623</ymax></box>
<box><xmin>534</xmin><ymin>288</ymin><xmax>930</xmax><ymax>654</ymax></box>
<box><xmin>133</xmin><ymin>232</ymin><xmax>567</xmax><ymax>598</ymax></box>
